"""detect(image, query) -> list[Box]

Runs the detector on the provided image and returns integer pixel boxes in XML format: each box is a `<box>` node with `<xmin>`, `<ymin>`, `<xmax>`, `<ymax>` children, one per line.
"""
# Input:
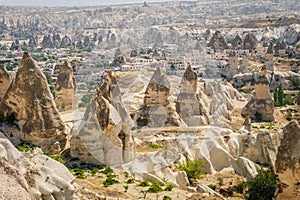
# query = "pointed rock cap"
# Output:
<box><xmin>60</xmin><ymin>60</ymin><xmax>73</xmax><ymax>73</ymax></box>
<box><xmin>149</xmin><ymin>66</ymin><xmax>170</xmax><ymax>89</ymax></box>
<box><xmin>256</xmin><ymin>65</ymin><xmax>270</xmax><ymax>84</ymax></box>
<box><xmin>19</xmin><ymin>52</ymin><xmax>37</xmax><ymax>69</ymax></box>
<box><xmin>182</xmin><ymin>64</ymin><xmax>197</xmax><ymax>92</ymax></box>
<box><xmin>232</xmin><ymin>35</ymin><xmax>242</xmax><ymax>48</ymax></box>
<box><xmin>234</xmin><ymin>34</ymin><xmax>242</xmax><ymax>41</ymax></box>
<box><xmin>183</xmin><ymin>64</ymin><xmax>197</xmax><ymax>82</ymax></box>
<box><xmin>266</xmin><ymin>43</ymin><xmax>274</xmax><ymax>54</ymax></box>
<box><xmin>229</xmin><ymin>50</ymin><xmax>236</xmax><ymax>57</ymax></box>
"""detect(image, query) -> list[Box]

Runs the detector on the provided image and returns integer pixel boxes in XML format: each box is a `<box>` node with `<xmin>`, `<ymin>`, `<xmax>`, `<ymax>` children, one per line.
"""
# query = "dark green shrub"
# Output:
<box><xmin>163</xmin><ymin>196</ymin><xmax>172</xmax><ymax>200</ymax></box>
<box><xmin>138</xmin><ymin>180</ymin><xmax>150</xmax><ymax>187</ymax></box>
<box><xmin>47</xmin><ymin>153</ymin><xmax>66</xmax><ymax>164</ymax></box>
<box><xmin>90</xmin><ymin>168</ymin><xmax>99</xmax><ymax>176</ymax></box>
<box><xmin>247</xmin><ymin>169</ymin><xmax>277</xmax><ymax>200</ymax></box>
<box><xmin>149</xmin><ymin>142</ymin><xmax>160</xmax><ymax>149</ymax></box>
<box><xmin>235</xmin><ymin>181</ymin><xmax>247</xmax><ymax>194</ymax></box>
<box><xmin>147</xmin><ymin>182</ymin><xmax>163</xmax><ymax>193</ymax></box>
<box><xmin>126</xmin><ymin>178</ymin><xmax>135</xmax><ymax>184</ymax></box>
<box><xmin>123</xmin><ymin>185</ymin><xmax>128</xmax><ymax>192</ymax></box>
<box><xmin>208</xmin><ymin>184</ymin><xmax>217</xmax><ymax>191</ymax></box>
<box><xmin>100</xmin><ymin>166</ymin><xmax>114</xmax><ymax>175</ymax></box>
<box><xmin>164</xmin><ymin>184</ymin><xmax>174</xmax><ymax>191</ymax></box>
<box><xmin>72</xmin><ymin>167</ymin><xmax>86</xmax><ymax>179</ymax></box>
<box><xmin>103</xmin><ymin>175</ymin><xmax>119</xmax><ymax>187</ymax></box>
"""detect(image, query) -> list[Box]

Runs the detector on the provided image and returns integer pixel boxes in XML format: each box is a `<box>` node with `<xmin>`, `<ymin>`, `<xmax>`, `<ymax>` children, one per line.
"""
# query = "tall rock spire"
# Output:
<box><xmin>0</xmin><ymin>52</ymin><xmax>66</xmax><ymax>153</ymax></box>
<box><xmin>54</xmin><ymin>60</ymin><xmax>76</xmax><ymax>111</ymax></box>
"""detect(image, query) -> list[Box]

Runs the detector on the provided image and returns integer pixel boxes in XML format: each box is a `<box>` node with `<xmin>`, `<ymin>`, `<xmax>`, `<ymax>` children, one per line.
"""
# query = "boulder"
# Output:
<box><xmin>284</xmin><ymin>27</ymin><xmax>299</xmax><ymax>45</ymax></box>
<box><xmin>224</xmin><ymin>50</ymin><xmax>238</xmax><ymax>80</ymax></box>
<box><xmin>41</xmin><ymin>34</ymin><xmax>54</xmax><ymax>48</ymax></box>
<box><xmin>239</xmin><ymin>53</ymin><xmax>249</xmax><ymax>73</ymax></box>
<box><xmin>0</xmin><ymin>136</ymin><xmax>75</xmax><ymax>199</ymax></box>
<box><xmin>0</xmin><ymin>159</ymin><xmax>33</xmax><ymax>199</ymax></box>
<box><xmin>0</xmin><ymin>52</ymin><xmax>66</xmax><ymax>153</ymax></box>
<box><xmin>53</xmin><ymin>33</ymin><xmax>61</xmax><ymax>48</ymax></box>
<box><xmin>274</xmin><ymin>40</ymin><xmax>286</xmax><ymax>55</ymax></box>
<box><xmin>203</xmin><ymin>80</ymin><xmax>243</xmax><ymax>127</ymax></box>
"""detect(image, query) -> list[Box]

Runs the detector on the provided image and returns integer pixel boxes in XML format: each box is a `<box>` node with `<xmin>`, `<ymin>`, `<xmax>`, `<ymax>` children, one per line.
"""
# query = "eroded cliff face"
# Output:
<box><xmin>54</xmin><ymin>60</ymin><xmax>76</xmax><ymax>111</ymax></box>
<box><xmin>71</xmin><ymin>71</ymin><xmax>134</xmax><ymax>167</ymax></box>
<box><xmin>0</xmin><ymin>52</ymin><xmax>66</xmax><ymax>153</ymax></box>
<box><xmin>275</xmin><ymin>121</ymin><xmax>300</xmax><ymax>199</ymax></box>
<box><xmin>0</xmin><ymin>65</ymin><xmax>11</xmax><ymax>101</ymax></box>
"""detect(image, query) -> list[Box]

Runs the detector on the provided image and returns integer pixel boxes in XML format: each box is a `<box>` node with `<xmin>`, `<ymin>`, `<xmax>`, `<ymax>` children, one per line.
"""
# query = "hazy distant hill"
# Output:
<box><xmin>0</xmin><ymin>0</ymin><xmax>183</xmax><ymax>7</ymax></box>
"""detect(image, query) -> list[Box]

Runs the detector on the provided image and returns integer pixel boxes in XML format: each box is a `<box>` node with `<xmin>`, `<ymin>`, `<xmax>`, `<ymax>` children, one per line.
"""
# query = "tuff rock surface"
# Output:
<box><xmin>0</xmin><ymin>133</ymin><xmax>75</xmax><ymax>199</ymax></box>
<box><xmin>71</xmin><ymin>71</ymin><xmax>134</xmax><ymax>167</ymax></box>
<box><xmin>0</xmin><ymin>65</ymin><xmax>11</xmax><ymax>101</ymax></box>
<box><xmin>0</xmin><ymin>52</ymin><xmax>66</xmax><ymax>153</ymax></box>
<box><xmin>137</xmin><ymin>67</ymin><xmax>184</xmax><ymax>127</ymax></box>
<box><xmin>128</xmin><ymin>125</ymin><xmax>261</xmax><ymax>188</ymax></box>
<box><xmin>241</xmin><ymin>66</ymin><xmax>275</xmax><ymax>121</ymax></box>
<box><xmin>208</xmin><ymin>30</ymin><xmax>228</xmax><ymax>50</ymax></box>
<box><xmin>275</xmin><ymin>121</ymin><xmax>300</xmax><ymax>199</ymax></box>
<box><xmin>54</xmin><ymin>60</ymin><xmax>76</xmax><ymax>111</ymax></box>
<box><xmin>176</xmin><ymin>65</ymin><xmax>209</xmax><ymax>126</ymax></box>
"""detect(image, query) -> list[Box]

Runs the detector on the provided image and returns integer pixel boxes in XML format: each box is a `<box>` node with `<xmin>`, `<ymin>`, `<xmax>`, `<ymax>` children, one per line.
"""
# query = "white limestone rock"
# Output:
<box><xmin>0</xmin><ymin>137</ymin><xmax>75</xmax><ymax>199</ymax></box>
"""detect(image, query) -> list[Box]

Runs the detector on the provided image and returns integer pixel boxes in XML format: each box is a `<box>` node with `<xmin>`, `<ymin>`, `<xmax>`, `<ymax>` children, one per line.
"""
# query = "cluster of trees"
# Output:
<box><xmin>273</xmin><ymin>84</ymin><xmax>296</xmax><ymax>106</ymax></box>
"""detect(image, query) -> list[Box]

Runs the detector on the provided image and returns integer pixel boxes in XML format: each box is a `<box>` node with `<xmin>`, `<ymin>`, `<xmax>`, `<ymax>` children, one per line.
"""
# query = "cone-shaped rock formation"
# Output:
<box><xmin>0</xmin><ymin>52</ymin><xmax>66</xmax><ymax>153</ymax></box>
<box><xmin>71</xmin><ymin>71</ymin><xmax>134</xmax><ymax>167</ymax></box>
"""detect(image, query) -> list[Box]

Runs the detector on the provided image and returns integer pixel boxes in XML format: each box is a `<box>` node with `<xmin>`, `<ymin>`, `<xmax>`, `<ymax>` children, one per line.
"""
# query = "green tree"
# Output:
<box><xmin>274</xmin><ymin>84</ymin><xmax>285</xmax><ymax>107</ymax></box>
<box><xmin>170</xmin><ymin>63</ymin><xmax>175</xmax><ymax>70</ymax></box>
<box><xmin>247</xmin><ymin>168</ymin><xmax>277</xmax><ymax>200</ymax></box>
<box><xmin>278</xmin><ymin>84</ymin><xmax>284</xmax><ymax>106</ymax></box>
<box><xmin>273</xmin><ymin>87</ymin><xmax>279</xmax><ymax>107</ymax></box>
